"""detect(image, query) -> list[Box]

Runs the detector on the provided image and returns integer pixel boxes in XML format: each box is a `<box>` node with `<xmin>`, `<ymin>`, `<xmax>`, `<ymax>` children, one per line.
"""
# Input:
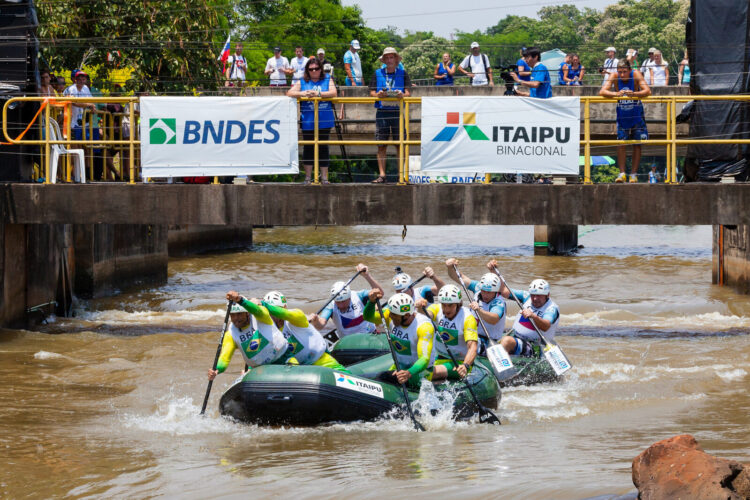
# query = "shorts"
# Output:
<box><xmin>375</xmin><ymin>108</ymin><xmax>403</xmax><ymax>142</ymax></box>
<box><xmin>435</xmin><ymin>358</ymin><xmax>474</xmax><ymax>380</ymax></box>
<box><xmin>617</xmin><ymin>122</ymin><xmax>649</xmax><ymax>141</ymax></box>
<box><xmin>509</xmin><ymin>335</ymin><xmax>539</xmax><ymax>358</ymax></box>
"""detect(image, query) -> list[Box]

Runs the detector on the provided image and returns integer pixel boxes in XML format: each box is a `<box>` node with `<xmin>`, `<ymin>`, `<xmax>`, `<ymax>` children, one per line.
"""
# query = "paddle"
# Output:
<box><xmin>425</xmin><ymin>309</ymin><xmax>501</xmax><ymax>425</ymax></box>
<box><xmin>316</xmin><ymin>270</ymin><xmax>363</xmax><ymax>316</ymax></box>
<box><xmin>406</xmin><ymin>274</ymin><xmax>428</xmax><ymax>290</ymax></box>
<box><xmin>451</xmin><ymin>264</ymin><xmax>517</xmax><ymax>382</ymax></box>
<box><xmin>200</xmin><ymin>300</ymin><xmax>233</xmax><ymax>416</ymax></box>
<box><xmin>375</xmin><ymin>299</ymin><xmax>426</xmax><ymax>432</ymax></box>
<box><xmin>491</xmin><ymin>267</ymin><xmax>573</xmax><ymax>376</ymax></box>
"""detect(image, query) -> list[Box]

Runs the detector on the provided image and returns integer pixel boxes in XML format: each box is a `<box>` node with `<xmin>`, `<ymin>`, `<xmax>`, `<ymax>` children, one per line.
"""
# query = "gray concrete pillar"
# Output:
<box><xmin>713</xmin><ymin>224</ymin><xmax>750</xmax><ymax>293</ymax></box>
<box><xmin>167</xmin><ymin>225</ymin><xmax>253</xmax><ymax>257</ymax></box>
<box><xmin>534</xmin><ymin>225</ymin><xmax>579</xmax><ymax>255</ymax></box>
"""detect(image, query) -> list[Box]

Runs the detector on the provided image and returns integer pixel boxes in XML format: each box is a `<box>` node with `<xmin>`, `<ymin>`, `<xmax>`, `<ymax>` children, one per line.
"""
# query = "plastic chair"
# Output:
<box><xmin>47</xmin><ymin>119</ymin><xmax>85</xmax><ymax>183</ymax></box>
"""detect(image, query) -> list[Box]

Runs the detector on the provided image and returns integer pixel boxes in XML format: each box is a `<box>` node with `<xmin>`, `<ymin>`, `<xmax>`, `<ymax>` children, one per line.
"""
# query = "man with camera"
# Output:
<box><xmin>510</xmin><ymin>47</ymin><xmax>551</xmax><ymax>98</ymax></box>
<box><xmin>368</xmin><ymin>47</ymin><xmax>411</xmax><ymax>183</ymax></box>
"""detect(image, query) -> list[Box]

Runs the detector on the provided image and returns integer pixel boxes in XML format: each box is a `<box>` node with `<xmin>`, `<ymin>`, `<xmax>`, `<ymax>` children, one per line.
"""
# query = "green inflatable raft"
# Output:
<box><xmin>218</xmin><ymin>353</ymin><xmax>500</xmax><ymax>425</ymax></box>
<box><xmin>331</xmin><ymin>333</ymin><xmax>560</xmax><ymax>387</ymax></box>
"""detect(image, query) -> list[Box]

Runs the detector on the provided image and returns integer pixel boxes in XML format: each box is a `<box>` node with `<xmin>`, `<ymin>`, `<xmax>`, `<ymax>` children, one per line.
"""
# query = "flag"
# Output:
<box><xmin>218</xmin><ymin>35</ymin><xmax>231</xmax><ymax>72</ymax></box>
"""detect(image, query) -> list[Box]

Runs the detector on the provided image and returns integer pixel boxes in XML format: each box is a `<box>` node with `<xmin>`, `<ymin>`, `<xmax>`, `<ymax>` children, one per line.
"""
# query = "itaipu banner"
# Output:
<box><xmin>140</xmin><ymin>96</ymin><xmax>298</xmax><ymax>177</ymax></box>
<box><xmin>420</xmin><ymin>96</ymin><xmax>580</xmax><ymax>174</ymax></box>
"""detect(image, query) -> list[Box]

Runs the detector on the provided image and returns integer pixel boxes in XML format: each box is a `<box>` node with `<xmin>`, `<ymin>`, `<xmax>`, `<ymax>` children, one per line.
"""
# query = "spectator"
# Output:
<box><xmin>599</xmin><ymin>59</ymin><xmax>651</xmax><ymax>183</ymax></box>
<box><xmin>557</xmin><ymin>53</ymin><xmax>572</xmax><ymax>85</ymax></box>
<box><xmin>39</xmin><ymin>70</ymin><xmax>56</xmax><ymax>96</ymax></box>
<box><xmin>600</xmin><ymin>46</ymin><xmax>618</xmax><ymax>83</ymax></box>
<box><xmin>649</xmin><ymin>50</ymin><xmax>668</xmax><ymax>86</ymax></box>
<box><xmin>434</xmin><ymin>53</ymin><xmax>455</xmax><ymax>86</ymax></box>
<box><xmin>344</xmin><ymin>40</ymin><xmax>363</xmax><ymax>86</ymax></box>
<box><xmin>510</xmin><ymin>47</ymin><xmax>551</xmax><ymax>98</ymax></box>
<box><xmin>53</xmin><ymin>76</ymin><xmax>67</xmax><ymax>94</ymax></box>
<box><xmin>265</xmin><ymin>47</ymin><xmax>290</xmax><ymax>87</ymax></box>
<box><xmin>289</xmin><ymin>46</ymin><xmax>308</xmax><ymax>85</ymax></box>
<box><xmin>316</xmin><ymin>48</ymin><xmax>334</xmax><ymax>77</ymax></box>
<box><xmin>287</xmin><ymin>58</ymin><xmax>337</xmax><ymax>184</ymax></box>
<box><xmin>458</xmin><ymin>42</ymin><xmax>493</xmax><ymax>86</ymax></box>
<box><xmin>369</xmin><ymin>47</ymin><xmax>411</xmax><ymax>183</ymax></box>
<box><xmin>563</xmin><ymin>53</ymin><xmax>585</xmax><ymax>86</ymax></box>
<box><xmin>640</xmin><ymin>48</ymin><xmax>656</xmax><ymax>83</ymax></box>
<box><xmin>678</xmin><ymin>50</ymin><xmax>690</xmax><ymax>87</ymax></box>
<box><xmin>63</xmin><ymin>70</ymin><xmax>95</xmax><ymax>131</ymax></box>
<box><xmin>516</xmin><ymin>47</ymin><xmax>532</xmax><ymax>82</ymax></box>
<box><xmin>225</xmin><ymin>42</ymin><xmax>247</xmax><ymax>87</ymax></box>
<box><xmin>625</xmin><ymin>48</ymin><xmax>638</xmax><ymax>67</ymax></box>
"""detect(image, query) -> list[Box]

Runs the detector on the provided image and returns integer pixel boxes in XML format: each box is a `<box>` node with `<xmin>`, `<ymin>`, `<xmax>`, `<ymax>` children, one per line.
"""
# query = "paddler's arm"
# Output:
<box><xmin>445</xmin><ymin>258</ymin><xmax>471</xmax><ymax>287</ymax></box>
<box><xmin>230</xmin><ymin>293</ymin><xmax>274</xmax><ymax>325</ymax></box>
<box><xmin>363</xmin><ymin>288</ymin><xmax>387</xmax><ymax>324</ymax></box>
<box><xmin>263</xmin><ymin>302</ymin><xmax>309</xmax><ymax>328</ymax></box>
<box><xmin>208</xmin><ymin>331</ymin><xmax>237</xmax><ymax>379</ymax></box>
<box><xmin>469</xmin><ymin>292</ymin><xmax>503</xmax><ymax>325</ymax></box>
<box><xmin>457</xmin><ymin>315</ymin><xmax>478</xmax><ymax>378</ymax></box>
<box><xmin>425</xmin><ymin>303</ymin><xmax>440</xmax><ymax>321</ymax></box>
<box><xmin>522</xmin><ymin>303</ymin><xmax>557</xmax><ymax>331</ymax></box>
<box><xmin>310</xmin><ymin>302</ymin><xmax>332</xmax><ymax>330</ymax></box>
<box><xmin>485</xmin><ymin>259</ymin><xmax>511</xmax><ymax>298</ymax></box>
<box><xmin>423</xmin><ymin>266</ymin><xmax>446</xmax><ymax>296</ymax></box>
<box><xmin>408</xmin><ymin>320</ymin><xmax>435</xmax><ymax>376</ymax></box>
<box><xmin>357</xmin><ymin>263</ymin><xmax>384</xmax><ymax>296</ymax></box>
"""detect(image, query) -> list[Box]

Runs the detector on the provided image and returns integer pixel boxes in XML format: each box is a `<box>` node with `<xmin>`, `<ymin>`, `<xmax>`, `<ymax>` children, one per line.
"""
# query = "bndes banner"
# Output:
<box><xmin>420</xmin><ymin>96</ymin><xmax>580</xmax><ymax>174</ymax></box>
<box><xmin>140</xmin><ymin>96</ymin><xmax>298</xmax><ymax>177</ymax></box>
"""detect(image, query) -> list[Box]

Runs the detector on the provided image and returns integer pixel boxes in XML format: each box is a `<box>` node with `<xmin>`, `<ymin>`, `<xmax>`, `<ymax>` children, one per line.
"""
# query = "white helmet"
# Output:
<box><xmin>230</xmin><ymin>303</ymin><xmax>246</xmax><ymax>314</ymax></box>
<box><xmin>387</xmin><ymin>293</ymin><xmax>414</xmax><ymax>316</ymax></box>
<box><xmin>330</xmin><ymin>281</ymin><xmax>351</xmax><ymax>302</ymax></box>
<box><xmin>263</xmin><ymin>291</ymin><xmax>287</xmax><ymax>307</ymax></box>
<box><xmin>438</xmin><ymin>284</ymin><xmax>462</xmax><ymax>304</ymax></box>
<box><xmin>529</xmin><ymin>279</ymin><xmax>550</xmax><ymax>295</ymax></box>
<box><xmin>392</xmin><ymin>273</ymin><xmax>412</xmax><ymax>291</ymax></box>
<box><xmin>478</xmin><ymin>273</ymin><xmax>501</xmax><ymax>292</ymax></box>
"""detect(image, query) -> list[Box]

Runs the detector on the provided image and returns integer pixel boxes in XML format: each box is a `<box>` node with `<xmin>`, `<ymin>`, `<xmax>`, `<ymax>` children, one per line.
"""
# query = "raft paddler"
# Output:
<box><xmin>391</xmin><ymin>267</ymin><xmax>446</xmax><ymax>306</ymax></box>
<box><xmin>445</xmin><ymin>258</ymin><xmax>508</xmax><ymax>345</ymax></box>
<box><xmin>207</xmin><ymin>294</ymin><xmax>289</xmax><ymax>381</ymax></box>
<box><xmin>362</xmin><ymin>289</ymin><xmax>436</xmax><ymax>388</ymax></box>
<box><xmin>487</xmin><ymin>259</ymin><xmax>561</xmax><ymax>358</ymax></box>
<box><xmin>309</xmin><ymin>263</ymin><xmax>384</xmax><ymax>337</ymax></box>
<box><xmin>426</xmin><ymin>284</ymin><xmax>479</xmax><ymax>381</ymax></box>
<box><xmin>261</xmin><ymin>290</ymin><xmax>349</xmax><ymax>371</ymax></box>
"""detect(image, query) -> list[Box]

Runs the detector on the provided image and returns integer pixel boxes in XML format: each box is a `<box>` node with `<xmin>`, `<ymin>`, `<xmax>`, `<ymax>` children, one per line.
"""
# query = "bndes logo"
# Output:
<box><xmin>149</xmin><ymin>118</ymin><xmax>177</xmax><ymax>144</ymax></box>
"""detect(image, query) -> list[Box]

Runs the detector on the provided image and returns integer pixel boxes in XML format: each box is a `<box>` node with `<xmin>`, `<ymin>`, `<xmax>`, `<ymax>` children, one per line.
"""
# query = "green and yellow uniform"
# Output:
<box><xmin>427</xmin><ymin>303</ymin><xmax>479</xmax><ymax>380</ymax></box>
<box><xmin>263</xmin><ymin>301</ymin><xmax>349</xmax><ymax>372</ymax></box>
<box><xmin>363</xmin><ymin>301</ymin><xmax>436</xmax><ymax>387</ymax></box>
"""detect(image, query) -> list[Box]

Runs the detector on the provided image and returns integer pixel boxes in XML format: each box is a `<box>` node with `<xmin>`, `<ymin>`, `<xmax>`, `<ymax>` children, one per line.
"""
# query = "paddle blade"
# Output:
<box><xmin>543</xmin><ymin>343</ymin><xmax>572</xmax><ymax>376</ymax></box>
<box><xmin>485</xmin><ymin>344</ymin><xmax>517</xmax><ymax>381</ymax></box>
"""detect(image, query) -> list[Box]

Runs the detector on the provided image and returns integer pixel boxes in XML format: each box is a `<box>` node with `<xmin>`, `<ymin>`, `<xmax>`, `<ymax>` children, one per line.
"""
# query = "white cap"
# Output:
<box><xmin>648</xmin><ymin>47</ymin><xmax>657</xmax><ymax>53</ymax></box>
<box><xmin>351</xmin><ymin>39</ymin><xmax>360</xmax><ymax>49</ymax></box>
<box><xmin>470</xmin><ymin>41</ymin><xmax>480</xmax><ymax>49</ymax></box>
<box><xmin>626</xmin><ymin>48</ymin><xmax>637</xmax><ymax>57</ymax></box>
<box><xmin>317</xmin><ymin>48</ymin><xmax>325</xmax><ymax>55</ymax></box>
<box><xmin>605</xmin><ymin>46</ymin><xmax>616</xmax><ymax>52</ymax></box>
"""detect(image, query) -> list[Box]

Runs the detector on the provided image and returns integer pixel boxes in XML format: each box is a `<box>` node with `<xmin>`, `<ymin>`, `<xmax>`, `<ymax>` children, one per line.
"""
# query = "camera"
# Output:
<box><xmin>495</xmin><ymin>64</ymin><xmax>518</xmax><ymax>96</ymax></box>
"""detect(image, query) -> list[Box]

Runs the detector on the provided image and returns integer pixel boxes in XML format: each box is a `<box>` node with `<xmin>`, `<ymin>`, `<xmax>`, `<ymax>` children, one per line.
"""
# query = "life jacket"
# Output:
<box><xmin>228</xmin><ymin>317</ymin><xmax>288</xmax><ymax>367</ymax></box>
<box><xmin>374</xmin><ymin>67</ymin><xmax>406</xmax><ymax>109</ymax></box>
<box><xmin>330</xmin><ymin>292</ymin><xmax>376</xmax><ymax>337</ymax></box>
<box><xmin>389</xmin><ymin>312</ymin><xmax>436</xmax><ymax>371</ymax></box>
<box><xmin>511</xmin><ymin>296</ymin><xmax>560</xmax><ymax>345</ymax></box>
<box><xmin>280</xmin><ymin>322</ymin><xmax>327</xmax><ymax>365</ymax></box>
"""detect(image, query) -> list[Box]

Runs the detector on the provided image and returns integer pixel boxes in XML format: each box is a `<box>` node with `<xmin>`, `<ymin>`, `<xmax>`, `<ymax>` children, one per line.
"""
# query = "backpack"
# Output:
<box><xmin>466</xmin><ymin>53</ymin><xmax>490</xmax><ymax>84</ymax></box>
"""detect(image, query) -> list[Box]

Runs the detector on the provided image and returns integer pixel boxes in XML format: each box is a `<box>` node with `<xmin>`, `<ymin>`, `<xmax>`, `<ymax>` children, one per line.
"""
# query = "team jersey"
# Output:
<box><xmin>509</xmin><ymin>289</ymin><xmax>560</xmax><ymax>344</ymax></box>
<box><xmin>363</xmin><ymin>303</ymin><xmax>436</xmax><ymax>375</ymax></box>
<box><xmin>263</xmin><ymin>302</ymin><xmax>327</xmax><ymax>365</ymax></box>
<box><xmin>615</xmin><ymin>71</ymin><xmax>646</xmax><ymax>129</ymax></box>
<box><xmin>468</xmin><ymin>280</ymin><xmax>506</xmax><ymax>340</ymax></box>
<box><xmin>405</xmin><ymin>285</ymin><xmax>436</xmax><ymax>303</ymax></box>
<box><xmin>320</xmin><ymin>289</ymin><xmax>376</xmax><ymax>337</ymax></box>
<box><xmin>426</xmin><ymin>304</ymin><xmax>478</xmax><ymax>359</ymax></box>
<box><xmin>215</xmin><ymin>308</ymin><xmax>287</xmax><ymax>373</ymax></box>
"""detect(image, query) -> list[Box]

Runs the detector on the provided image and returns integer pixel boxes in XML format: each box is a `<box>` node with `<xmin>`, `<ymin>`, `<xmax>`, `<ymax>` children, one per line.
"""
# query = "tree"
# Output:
<box><xmin>400</xmin><ymin>37</ymin><xmax>459</xmax><ymax>81</ymax></box>
<box><xmin>37</xmin><ymin>0</ymin><xmax>231</xmax><ymax>93</ymax></box>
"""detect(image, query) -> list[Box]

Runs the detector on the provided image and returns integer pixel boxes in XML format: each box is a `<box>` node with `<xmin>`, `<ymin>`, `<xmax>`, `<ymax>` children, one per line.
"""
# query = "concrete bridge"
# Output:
<box><xmin>1</xmin><ymin>182</ymin><xmax>749</xmax><ymax>328</ymax></box>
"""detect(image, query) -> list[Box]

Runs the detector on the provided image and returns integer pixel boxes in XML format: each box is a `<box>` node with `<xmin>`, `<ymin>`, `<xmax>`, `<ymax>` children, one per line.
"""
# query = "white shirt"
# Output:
<box><xmin>460</xmin><ymin>54</ymin><xmax>489</xmax><ymax>86</ymax></box>
<box><xmin>640</xmin><ymin>59</ymin><xmax>653</xmax><ymax>80</ymax></box>
<box><xmin>649</xmin><ymin>62</ymin><xmax>667</xmax><ymax>86</ymax></box>
<box><xmin>62</xmin><ymin>84</ymin><xmax>92</xmax><ymax>125</ymax></box>
<box><xmin>290</xmin><ymin>56</ymin><xmax>308</xmax><ymax>84</ymax></box>
<box><xmin>266</xmin><ymin>56</ymin><xmax>290</xmax><ymax>85</ymax></box>
<box><xmin>227</xmin><ymin>54</ymin><xmax>246</xmax><ymax>80</ymax></box>
<box><xmin>602</xmin><ymin>57</ymin><xmax>618</xmax><ymax>82</ymax></box>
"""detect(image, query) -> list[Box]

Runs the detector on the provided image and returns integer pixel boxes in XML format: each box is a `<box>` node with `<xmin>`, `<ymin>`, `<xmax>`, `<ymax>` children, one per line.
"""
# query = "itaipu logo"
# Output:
<box><xmin>432</xmin><ymin>112</ymin><xmax>489</xmax><ymax>142</ymax></box>
<box><xmin>149</xmin><ymin>118</ymin><xmax>176</xmax><ymax>144</ymax></box>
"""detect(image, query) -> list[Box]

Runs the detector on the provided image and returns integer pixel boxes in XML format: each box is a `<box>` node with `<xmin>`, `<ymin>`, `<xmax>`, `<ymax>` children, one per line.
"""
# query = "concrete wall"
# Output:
<box><xmin>168</xmin><ymin>225</ymin><xmax>253</xmax><ymax>257</ymax></box>
<box><xmin>713</xmin><ymin>224</ymin><xmax>750</xmax><ymax>294</ymax></box>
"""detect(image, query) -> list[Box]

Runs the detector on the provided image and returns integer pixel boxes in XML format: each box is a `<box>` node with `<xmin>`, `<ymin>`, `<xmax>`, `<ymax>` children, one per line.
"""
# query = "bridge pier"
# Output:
<box><xmin>534</xmin><ymin>225</ymin><xmax>579</xmax><ymax>255</ymax></box>
<box><xmin>713</xmin><ymin>224</ymin><xmax>750</xmax><ymax>293</ymax></box>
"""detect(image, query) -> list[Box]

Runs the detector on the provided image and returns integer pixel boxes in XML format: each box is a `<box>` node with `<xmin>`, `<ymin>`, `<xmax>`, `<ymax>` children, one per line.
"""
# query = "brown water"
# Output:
<box><xmin>2</xmin><ymin>225</ymin><xmax>749</xmax><ymax>499</ymax></box>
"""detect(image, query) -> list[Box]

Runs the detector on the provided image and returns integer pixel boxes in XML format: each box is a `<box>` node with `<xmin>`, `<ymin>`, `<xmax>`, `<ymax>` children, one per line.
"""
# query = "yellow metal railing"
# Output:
<box><xmin>6</xmin><ymin>94</ymin><xmax>750</xmax><ymax>185</ymax></box>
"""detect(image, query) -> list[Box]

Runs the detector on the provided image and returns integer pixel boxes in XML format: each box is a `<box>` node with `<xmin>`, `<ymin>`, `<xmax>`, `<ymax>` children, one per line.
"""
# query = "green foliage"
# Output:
<box><xmin>37</xmin><ymin>0</ymin><xmax>231</xmax><ymax>93</ymax></box>
<box><xmin>590</xmin><ymin>164</ymin><xmax>621</xmax><ymax>183</ymax></box>
<box><xmin>400</xmin><ymin>38</ymin><xmax>460</xmax><ymax>81</ymax></box>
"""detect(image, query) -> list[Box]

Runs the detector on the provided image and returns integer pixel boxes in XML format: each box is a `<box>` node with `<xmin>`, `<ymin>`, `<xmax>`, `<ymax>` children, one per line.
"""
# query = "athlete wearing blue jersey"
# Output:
<box><xmin>391</xmin><ymin>267</ymin><xmax>446</xmax><ymax>308</ymax></box>
<box><xmin>600</xmin><ymin>59</ymin><xmax>651</xmax><ymax>183</ymax></box>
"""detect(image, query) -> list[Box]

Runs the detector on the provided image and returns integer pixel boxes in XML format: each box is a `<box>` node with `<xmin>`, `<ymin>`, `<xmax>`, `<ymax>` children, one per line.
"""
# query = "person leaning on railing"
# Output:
<box><xmin>287</xmin><ymin>58</ymin><xmax>338</xmax><ymax>184</ymax></box>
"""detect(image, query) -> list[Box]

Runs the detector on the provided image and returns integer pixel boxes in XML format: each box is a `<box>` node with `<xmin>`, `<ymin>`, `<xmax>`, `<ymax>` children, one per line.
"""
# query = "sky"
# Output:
<box><xmin>341</xmin><ymin>0</ymin><xmax>617</xmax><ymax>38</ymax></box>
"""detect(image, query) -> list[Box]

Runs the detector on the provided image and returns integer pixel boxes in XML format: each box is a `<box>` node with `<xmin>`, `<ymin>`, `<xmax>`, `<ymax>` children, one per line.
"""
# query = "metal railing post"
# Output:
<box><xmin>128</xmin><ymin>103</ymin><xmax>135</xmax><ymax>184</ymax></box>
<box><xmin>398</xmin><ymin>99</ymin><xmax>405</xmax><ymax>185</ymax></box>
<box><xmin>584</xmin><ymin>98</ymin><xmax>591</xmax><ymax>184</ymax></box>
<box><xmin>665</xmin><ymin>99</ymin><xmax>672</xmax><ymax>183</ymax></box>
<box><xmin>313</xmin><ymin>99</ymin><xmax>320</xmax><ymax>185</ymax></box>
<box><xmin>44</xmin><ymin>102</ymin><xmax>51</xmax><ymax>184</ymax></box>
<box><xmin>404</xmin><ymin>100</ymin><xmax>410</xmax><ymax>184</ymax></box>
<box><xmin>671</xmin><ymin>97</ymin><xmax>678</xmax><ymax>183</ymax></box>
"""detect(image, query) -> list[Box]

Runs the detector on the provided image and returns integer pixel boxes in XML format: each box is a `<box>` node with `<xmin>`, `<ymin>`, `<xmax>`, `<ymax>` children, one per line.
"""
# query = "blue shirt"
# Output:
<box><xmin>299</xmin><ymin>75</ymin><xmax>334</xmax><ymax>130</ymax></box>
<box><xmin>516</xmin><ymin>58</ymin><xmax>531</xmax><ymax>81</ymax></box>
<box><xmin>468</xmin><ymin>281</ymin><xmax>505</xmax><ymax>317</ymax></box>
<box><xmin>530</xmin><ymin>63</ymin><xmax>552</xmax><ymax>98</ymax></box>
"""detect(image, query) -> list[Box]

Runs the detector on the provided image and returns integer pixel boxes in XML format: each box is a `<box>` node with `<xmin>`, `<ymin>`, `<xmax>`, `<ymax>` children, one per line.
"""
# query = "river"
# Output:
<box><xmin>1</xmin><ymin>225</ymin><xmax>748</xmax><ymax>499</ymax></box>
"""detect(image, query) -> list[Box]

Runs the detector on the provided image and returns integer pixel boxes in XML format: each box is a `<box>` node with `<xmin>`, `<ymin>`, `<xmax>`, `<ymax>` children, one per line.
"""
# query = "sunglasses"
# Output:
<box><xmin>308</xmin><ymin>67</ymin><xmax>322</xmax><ymax>71</ymax></box>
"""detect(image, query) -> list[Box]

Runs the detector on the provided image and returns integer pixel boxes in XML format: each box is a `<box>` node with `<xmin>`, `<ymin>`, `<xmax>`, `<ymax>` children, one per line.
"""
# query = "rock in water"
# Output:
<box><xmin>632</xmin><ymin>434</ymin><xmax>750</xmax><ymax>499</ymax></box>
